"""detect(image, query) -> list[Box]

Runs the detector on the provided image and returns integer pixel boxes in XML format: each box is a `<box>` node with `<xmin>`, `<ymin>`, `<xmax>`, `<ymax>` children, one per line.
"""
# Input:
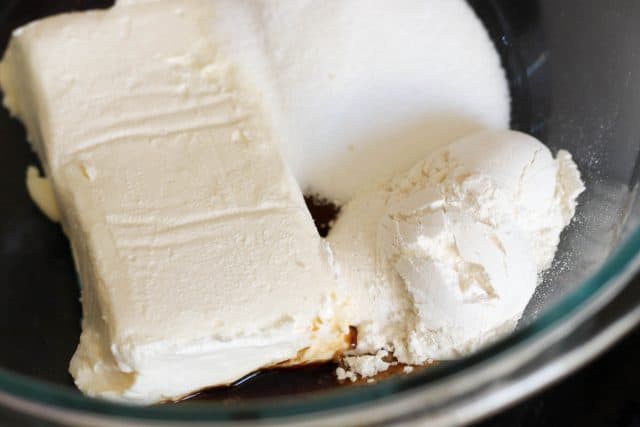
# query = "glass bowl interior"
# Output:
<box><xmin>0</xmin><ymin>0</ymin><xmax>639</xmax><ymax>423</ymax></box>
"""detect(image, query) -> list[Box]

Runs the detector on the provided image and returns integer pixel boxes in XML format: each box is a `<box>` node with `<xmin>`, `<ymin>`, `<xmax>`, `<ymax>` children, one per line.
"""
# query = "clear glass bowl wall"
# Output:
<box><xmin>0</xmin><ymin>0</ymin><xmax>639</xmax><ymax>425</ymax></box>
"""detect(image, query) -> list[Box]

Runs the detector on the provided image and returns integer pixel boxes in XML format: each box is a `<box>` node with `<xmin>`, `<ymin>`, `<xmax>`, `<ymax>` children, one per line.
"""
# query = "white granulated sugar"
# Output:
<box><xmin>217</xmin><ymin>0</ymin><xmax>511</xmax><ymax>202</ymax></box>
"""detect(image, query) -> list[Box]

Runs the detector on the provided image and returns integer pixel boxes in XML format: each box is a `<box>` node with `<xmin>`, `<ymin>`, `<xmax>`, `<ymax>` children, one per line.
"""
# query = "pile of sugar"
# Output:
<box><xmin>199</xmin><ymin>0</ymin><xmax>511</xmax><ymax>202</ymax></box>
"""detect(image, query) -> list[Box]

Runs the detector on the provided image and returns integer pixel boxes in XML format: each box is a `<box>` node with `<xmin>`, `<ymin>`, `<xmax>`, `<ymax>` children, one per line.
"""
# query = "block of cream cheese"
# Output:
<box><xmin>328</xmin><ymin>130</ymin><xmax>584</xmax><ymax>364</ymax></box>
<box><xmin>0</xmin><ymin>0</ymin><xmax>348</xmax><ymax>404</ymax></box>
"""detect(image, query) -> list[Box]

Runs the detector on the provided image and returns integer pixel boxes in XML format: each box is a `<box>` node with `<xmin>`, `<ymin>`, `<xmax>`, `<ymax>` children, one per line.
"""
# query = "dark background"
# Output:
<box><xmin>476</xmin><ymin>324</ymin><xmax>640</xmax><ymax>427</ymax></box>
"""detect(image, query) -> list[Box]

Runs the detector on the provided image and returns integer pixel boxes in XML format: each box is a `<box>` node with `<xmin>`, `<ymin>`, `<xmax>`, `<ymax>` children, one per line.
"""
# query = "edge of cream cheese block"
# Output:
<box><xmin>25</xmin><ymin>166</ymin><xmax>60</xmax><ymax>222</ymax></box>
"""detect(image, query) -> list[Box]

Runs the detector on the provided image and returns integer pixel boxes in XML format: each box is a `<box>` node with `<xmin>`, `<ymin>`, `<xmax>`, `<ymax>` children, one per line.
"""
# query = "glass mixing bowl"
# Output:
<box><xmin>1</xmin><ymin>0</ymin><xmax>639</xmax><ymax>425</ymax></box>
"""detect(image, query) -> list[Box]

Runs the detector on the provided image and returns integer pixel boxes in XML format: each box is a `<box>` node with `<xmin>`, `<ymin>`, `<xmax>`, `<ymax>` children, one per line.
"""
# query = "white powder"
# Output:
<box><xmin>329</xmin><ymin>130</ymin><xmax>584</xmax><ymax>364</ymax></box>
<box><xmin>338</xmin><ymin>349</ymin><xmax>393</xmax><ymax>381</ymax></box>
<box><xmin>335</xmin><ymin>367</ymin><xmax>357</xmax><ymax>383</ymax></box>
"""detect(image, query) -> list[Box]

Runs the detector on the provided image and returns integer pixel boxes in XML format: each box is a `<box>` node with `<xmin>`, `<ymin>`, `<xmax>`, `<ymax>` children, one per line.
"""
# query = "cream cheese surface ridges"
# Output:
<box><xmin>0</xmin><ymin>0</ymin><xmax>348</xmax><ymax>404</ymax></box>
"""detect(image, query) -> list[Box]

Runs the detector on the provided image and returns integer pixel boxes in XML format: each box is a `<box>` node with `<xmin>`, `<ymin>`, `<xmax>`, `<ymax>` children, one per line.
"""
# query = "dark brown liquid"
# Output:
<box><xmin>179</xmin><ymin>362</ymin><xmax>434</xmax><ymax>404</ymax></box>
<box><xmin>178</xmin><ymin>364</ymin><xmax>342</xmax><ymax>404</ymax></box>
<box><xmin>304</xmin><ymin>195</ymin><xmax>341</xmax><ymax>238</ymax></box>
